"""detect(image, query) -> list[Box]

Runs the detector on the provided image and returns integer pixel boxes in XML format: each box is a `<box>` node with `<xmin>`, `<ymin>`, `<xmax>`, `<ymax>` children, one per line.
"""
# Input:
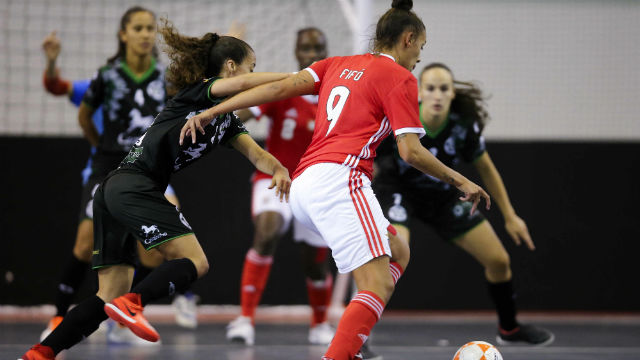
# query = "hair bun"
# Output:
<box><xmin>391</xmin><ymin>0</ymin><xmax>413</xmax><ymax>11</ymax></box>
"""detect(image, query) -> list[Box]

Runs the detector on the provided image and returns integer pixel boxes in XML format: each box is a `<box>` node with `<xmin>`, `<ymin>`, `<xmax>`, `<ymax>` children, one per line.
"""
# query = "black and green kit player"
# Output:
<box><xmin>92</xmin><ymin>77</ymin><xmax>248</xmax><ymax>268</ymax></box>
<box><xmin>374</xmin><ymin>103</ymin><xmax>553</xmax><ymax>346</ymax></box>
<box><xmin>374</xmin><ymin>106</ymin><xmax>487</xmax><ymax>239</ymax></box>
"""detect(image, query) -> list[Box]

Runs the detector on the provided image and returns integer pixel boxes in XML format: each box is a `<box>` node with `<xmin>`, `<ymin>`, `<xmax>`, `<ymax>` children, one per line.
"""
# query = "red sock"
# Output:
<box><xmin>323</xmin><ymin>291</ymin><xmax>385</xmax><ymax>360</ymax></box>
<box><xmin>389</xmin><ymin>261</ymin><xmax>404</xmax><ymax>285</ymax></box>
<box><xmin>240</xmin><ymin>248</ymin><xmax>273</xmax><ymax>319</ymax></box>
<box><xmin>307</xmin><ymin>274</ymin><xmax>333</xmax><ymax>326</ymax></box>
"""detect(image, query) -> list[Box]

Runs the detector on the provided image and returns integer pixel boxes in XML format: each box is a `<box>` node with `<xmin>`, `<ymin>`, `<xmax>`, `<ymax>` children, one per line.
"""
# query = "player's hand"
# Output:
<box><xmin>505</xmin><ymin>214</ymin><xmax>535</xmax><ymax>251</ymax></box>
<box><xmin>179</xmin><ymin>108</ymin><xmax>218</xmax><ymax>145</ymax></box>
<box><xmin>42</xmin><ymin>31</ymin><xmax>61</xmax><ymax>62</ymax></box>
<box><xmin>457</xmin><ymin>181</ymin><xmax>491</xmax><ymax>216</ymax></box>
<box><xmin>269</xmin><ymin>167</ymin><xmax>291</xmax><ymax>202</ymax></box>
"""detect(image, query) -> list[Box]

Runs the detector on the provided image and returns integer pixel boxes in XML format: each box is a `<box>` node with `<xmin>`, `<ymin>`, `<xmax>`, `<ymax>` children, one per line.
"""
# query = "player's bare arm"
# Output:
<box><xmin>42</xmin><ymin>31</ymin><xmax>61</xmax><ymax>79</ymax></box>
<box><xmin>396</xmin><ymin>132</ymin><xmax>490</xmax><ymax>215</ymax></box>
<box><xmin>231</xmin><ymin>133</ymin><xmax>291</xmax><ymax>202</ymax></box>
<box><xmin>474</xmin><ymin>152</ymin><xmax>534</xmax><ymax>250</ymax></box>
<box><xmin>180</xmin><ymin>71</ymin><xmax>315</xmax><ymax>145</ymax></box>
<box><xmin>209</xmin><ymin>72</ymin><xmax>292</xmax><ymax>98</ymax></box>
<box><xmin>78</xmin><ymin>103</ymin><xmax>100</xmax><ymax>147</ymax></box>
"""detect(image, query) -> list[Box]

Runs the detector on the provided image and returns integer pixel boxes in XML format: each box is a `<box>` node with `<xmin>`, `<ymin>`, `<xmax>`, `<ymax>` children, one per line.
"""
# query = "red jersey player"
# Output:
<box><xmin>181</xmin><ymin>1</ymin><xmax>490</xmax><ymax>359</ymax></box>
<box><xmin>227</xmin><ymin>28</ymin><xmax>335</xmax><ymax>346</ymax></box>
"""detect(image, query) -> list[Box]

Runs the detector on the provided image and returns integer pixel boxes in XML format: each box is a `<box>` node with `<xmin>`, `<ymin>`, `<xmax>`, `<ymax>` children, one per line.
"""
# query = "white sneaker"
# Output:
<box><xmin>172</xmin><ymin>293</ymin><xmax>198</xmax><ymax>329</ymax></box>
<box><xmin>107</xmin><ymin>320</ymin><xmax>161</xmax><ymax>346</ymax></box>
<box><xmin>308</xmin><ymin>322</ymin><xmax>335</xmax><ymax>345</ymax></box>
<box><xmin>226</xmin><ymin>316</ymin><xmax>255</xmax><ymax>345</ymax></box>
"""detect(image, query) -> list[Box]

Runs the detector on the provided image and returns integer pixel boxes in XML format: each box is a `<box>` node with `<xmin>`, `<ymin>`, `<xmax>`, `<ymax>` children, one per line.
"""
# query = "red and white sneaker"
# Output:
<box><xmin>104</xmin><ymin>293</ymin><xmax>159</xmax><ymax>342</ymax></box>
<box><xmin>18</xmin><ymin>344</ymin><xmax>54</xmax><ymax>360</ymax></box>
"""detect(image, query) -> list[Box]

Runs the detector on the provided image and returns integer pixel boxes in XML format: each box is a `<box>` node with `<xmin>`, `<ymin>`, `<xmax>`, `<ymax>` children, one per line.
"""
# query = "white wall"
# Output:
<box><xmin>396</xmin><ymin>0</ymin><xmax>640</xmax><ymax>140</ymax></box>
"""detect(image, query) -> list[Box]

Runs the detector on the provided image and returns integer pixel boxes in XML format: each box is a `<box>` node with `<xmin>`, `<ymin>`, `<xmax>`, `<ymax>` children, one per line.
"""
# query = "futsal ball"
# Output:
<box><xmin>452</xmin><ymin>341</ymin><xmax>503</xmax><ymax>360</ymax></box>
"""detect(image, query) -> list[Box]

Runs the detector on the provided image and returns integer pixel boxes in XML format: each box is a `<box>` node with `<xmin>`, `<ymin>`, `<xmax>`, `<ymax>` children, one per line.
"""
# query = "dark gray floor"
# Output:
<box><xmin>4</xmin><ymin>318</ymin><xmax>640</xmax><ymax>359</ymax></box>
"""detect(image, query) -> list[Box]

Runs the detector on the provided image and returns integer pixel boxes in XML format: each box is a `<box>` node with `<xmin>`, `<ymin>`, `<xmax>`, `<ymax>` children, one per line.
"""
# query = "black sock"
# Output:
<box><xmin>131</xmin><ymin>264</ymin><xmax>154</xmax><ymax>290</ymax></box>
<box><xmin>42</xmin><ymin>295</ymin><xmax>108</xmax><ymax>354</ymax></box>
<box><xmin>487</xmin><ymin>280</ymin><xmax>519</xmax><ymax>331</ymax></box>
<box><xmin>131</xmin><ymin>258</ymin><xmax>198</xmax><ymax>306</ymax></box>
<box><xmin>54</xmin><ymin>255</ymin><xmax>89</xmax><ymax>317</ymax></box>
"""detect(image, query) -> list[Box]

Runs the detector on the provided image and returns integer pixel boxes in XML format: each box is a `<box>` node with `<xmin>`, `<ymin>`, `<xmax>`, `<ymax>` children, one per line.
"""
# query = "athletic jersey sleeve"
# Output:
<box><xmin>70</xmin><ymin>79</ymin><xmax>91</xmax><ymax>107</ymax></box>
<box><xmin>249</xmin><ymin>106</ymin><xmax>263</xmax><ymax>118</ymax></box>
<box><xmin>462</xmin><ymin>120</ymin><xmax>487</xmax><ymax>162</ymax></box>
<box><xmin>304</xmin><ymin>58</ymin><xmax>332</xmax><ymax>94</ymax></box>
<box><xmin>82</xmin><ymin>70</ymin><xmax>105</xmax><ymax>109</ymax></box>
<box><xmin>383</xmin><ymin>76</ymin><xmax>426</xmax><ymax>138</ymax></box>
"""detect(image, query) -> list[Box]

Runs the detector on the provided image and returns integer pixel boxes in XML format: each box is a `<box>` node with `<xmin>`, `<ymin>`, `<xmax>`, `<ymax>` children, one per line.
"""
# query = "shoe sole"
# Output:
<box><xmin>228</xmin><ymin>336</ymin><xmax>254</xmax><ymax>346</ymax></box>
<box><xmin>496</xmin><ymin>332</ymin><xmax>555</xmax><ymax>347</ymax></box>
<box><xmin>104</xmin><ymin>303</ymin><xmax>159</xmax><ymax>342</ymax></box>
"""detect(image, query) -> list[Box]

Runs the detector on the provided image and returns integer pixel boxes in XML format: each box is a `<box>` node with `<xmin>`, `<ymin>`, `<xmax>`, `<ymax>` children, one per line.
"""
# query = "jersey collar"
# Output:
<box><xmin>119</xmin><ymin>57</ymin><xmax>157</xmax><ymax>84</ymax></box>
<box><xmin>377</xmin><ymin>53</ymin><xmax>396</xmax><ymax>62</ymax></box>
<box><xmin>419</xmin><ymin>103</ymin><xmax>450</xmax><ymax>139</ymax></box>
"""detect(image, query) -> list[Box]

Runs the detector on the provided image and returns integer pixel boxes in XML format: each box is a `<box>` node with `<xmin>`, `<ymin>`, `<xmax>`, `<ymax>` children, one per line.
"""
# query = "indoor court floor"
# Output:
<box><xmin>2</xmin><ymin>308</ymin><xmax>639</xmax><ymax>360</ymax></box>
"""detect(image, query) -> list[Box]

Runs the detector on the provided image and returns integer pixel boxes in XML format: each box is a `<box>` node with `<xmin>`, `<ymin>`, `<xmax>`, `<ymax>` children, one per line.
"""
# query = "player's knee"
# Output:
<box><xmin>73</xmin><ymin>242</ymin><xmax>93</xmax><ymax>262</ymax></box>
<box><xmin>191</xmin><ymin>255</ymin><xmax>209</xmax><ymax>278</ymax></box>
<box><xmin>253</xmin><ymin>229</ymin><xmax>280</xmax><ymax>255</ymax></box>
<box><xmin>74</xmin><ymin>225</ymin><xmax>94</xmax><ymax>261</ymax></box>
<box><xmin>388</xmin><ymin>231</ymin><xmax>410</xmax><ymax>270</ymax></box>
<box><xmin>486</xmin><ymin>252</ymin><xmax>511</xmax><ymax>275</ymax></box>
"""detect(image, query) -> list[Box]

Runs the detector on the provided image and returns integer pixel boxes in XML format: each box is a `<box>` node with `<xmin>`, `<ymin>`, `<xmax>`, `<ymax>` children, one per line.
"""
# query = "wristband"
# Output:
<box><xmin>43</xmin><ymin>70</ymin><xmax>71</xmax><ymax>96</ymax></box>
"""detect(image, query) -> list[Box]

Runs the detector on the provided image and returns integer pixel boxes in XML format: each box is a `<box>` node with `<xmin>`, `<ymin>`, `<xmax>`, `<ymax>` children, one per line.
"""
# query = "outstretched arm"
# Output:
<box><xmin>180</xmin><ymin>71</ymin><xmax>315</xmax><ymax>144</ymax></box>
<box><xmin>231</xmin><ymin>133</ymin><xmax>291</xmax><ymax>202</ymax></box>
<box><xmin>396</xmin><ymin>133</ymin><xmax>491</xmax><ymax>215</ymax></box>
<box><xmin>209</xmin><ymin>72</ymin><xmax>292</xmax><ymax>98</ymax></box>
<box><xmin>474</xmin><ymin>152</ymin><xmax>535</xmax><ymax>250</ymax></box>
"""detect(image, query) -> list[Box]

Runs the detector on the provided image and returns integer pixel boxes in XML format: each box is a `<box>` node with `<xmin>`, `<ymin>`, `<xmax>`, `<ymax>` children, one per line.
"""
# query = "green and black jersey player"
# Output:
<box><xmin>79</xmin><ymin>53</ymin><xmax>166</xmax><ymax>220</ymax></box>
<box><xmin>373</xmin><ymin>63</ymin><xmax>554</xmax><ymax>347</ymax></box>
<box><xmin>22</xmin><ymin>22</ymin><xmax>292</xmax><ymax>359</ymax></box>
<box><xmin>38</xmin><ymin>7</ymin><xmax>179</xmax><ymax>343</ymax></box>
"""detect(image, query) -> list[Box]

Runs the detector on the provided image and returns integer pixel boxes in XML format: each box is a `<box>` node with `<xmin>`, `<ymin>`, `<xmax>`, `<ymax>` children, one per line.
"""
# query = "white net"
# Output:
<box><xmin>0</xmin><ymin>0</ymin><xmax>354</xmax><ymax>137</ymax></box>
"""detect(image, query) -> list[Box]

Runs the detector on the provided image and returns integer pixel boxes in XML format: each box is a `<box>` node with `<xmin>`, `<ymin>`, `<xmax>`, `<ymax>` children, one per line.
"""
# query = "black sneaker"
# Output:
<box><xmin>359</xmin><ymin>342</ymin><xmax>383</xmax><ymax>360</ymax></box>
<box><xmin>497</xmin><ymin>324</ymin><xmax>555</xmax><ymax>346</ymax></box>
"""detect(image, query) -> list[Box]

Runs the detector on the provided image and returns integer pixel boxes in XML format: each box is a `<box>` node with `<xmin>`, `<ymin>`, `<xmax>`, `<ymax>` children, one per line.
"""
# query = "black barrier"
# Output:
<box><xmin>1</xmin><ymin>136</ymin><xmax>639</xmax><ymax>311</ymax></box>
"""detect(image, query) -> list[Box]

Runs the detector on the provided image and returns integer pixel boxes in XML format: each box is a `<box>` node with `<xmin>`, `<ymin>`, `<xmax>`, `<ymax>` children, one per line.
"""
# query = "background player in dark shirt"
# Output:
<box><xmin>38</xmin><ymin>8</ymin><xmax>195</xmax><ymax>343</ymax></box>
<box><xmin>20</xmin><ymin>18</ymin><xmax>292</xmax><ymax>360</ymax></box>
<box><xmin>373</xmin><ymin>63</ymin><xmax>554</xmax><ymax>346</ymax></box>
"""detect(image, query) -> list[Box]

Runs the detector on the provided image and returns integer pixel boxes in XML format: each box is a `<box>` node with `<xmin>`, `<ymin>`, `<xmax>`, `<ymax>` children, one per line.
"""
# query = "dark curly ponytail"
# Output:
<box><xmin>159</xmin><ymin>17</ymin><xmax>253</xmax><ymax>90</ymax></box>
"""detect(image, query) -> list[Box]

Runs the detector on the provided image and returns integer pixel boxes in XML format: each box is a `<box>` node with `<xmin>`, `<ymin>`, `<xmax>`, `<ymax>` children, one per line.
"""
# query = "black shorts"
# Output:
<box><xmin>79</xmin><ymin>153</ymin><xmax>127</xmax><ymax>222</ymax></box>
<box><xmin>92</xmin><ymin>171</ymin><xmax>194</xmax><ymax>269</ymax></box>
<box><xmin>375</xmin><ymin>183</ymin><xmax>486</xmax><ymax>242</ymax></box>
<box><xmin>78</xmin><ymin>172</ymin><xmax>106</xmax><ymax>221</ymax></box>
